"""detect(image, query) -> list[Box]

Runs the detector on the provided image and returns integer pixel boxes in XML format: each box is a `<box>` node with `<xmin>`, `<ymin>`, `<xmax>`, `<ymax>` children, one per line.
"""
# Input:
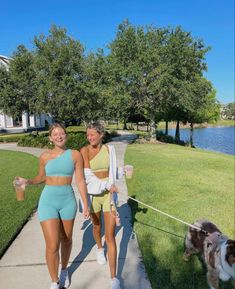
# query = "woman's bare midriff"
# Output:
<box><xmin>45</xmin><ymin>176</ymin><xmax>72</xmax><ymax>186</ymax></box>
<box><xmin>94</xmin><ymin>171</ymin><xmax>109</xmax><ymax>179</ymax></box>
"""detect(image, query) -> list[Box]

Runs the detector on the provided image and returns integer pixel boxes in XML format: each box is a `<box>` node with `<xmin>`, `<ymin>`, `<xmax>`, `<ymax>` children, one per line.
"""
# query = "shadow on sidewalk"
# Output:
<box><xmin>68</xmin><ymin>203</ymin><xmax>133</xmax><ymax>288</ymax></box>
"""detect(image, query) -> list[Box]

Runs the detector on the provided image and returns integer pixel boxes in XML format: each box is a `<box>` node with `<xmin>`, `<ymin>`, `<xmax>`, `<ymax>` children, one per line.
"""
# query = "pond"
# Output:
<box><xmin>166</xmin><ymin>126</ymin><xmax>235</xmax><ymax>155</ymax></box>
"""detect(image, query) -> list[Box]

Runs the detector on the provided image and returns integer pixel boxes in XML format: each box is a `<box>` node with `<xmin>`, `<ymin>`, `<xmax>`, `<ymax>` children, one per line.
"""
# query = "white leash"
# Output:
<box><xmin>128</xmin><ymin>196</ymin><xmax>208</xmax><ymax>234</ymax></box>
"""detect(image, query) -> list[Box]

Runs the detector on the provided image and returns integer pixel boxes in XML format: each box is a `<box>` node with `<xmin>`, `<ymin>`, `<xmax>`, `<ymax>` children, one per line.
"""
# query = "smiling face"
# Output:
<box><xmin>86</xmin><ymin>128</ymin><xmax>103</xmax><ymax>147</ymax></box>
<box><xmin>49</xmin><ymin>127</ymin><xmax>67</xmax><ymax>148</ymax></box>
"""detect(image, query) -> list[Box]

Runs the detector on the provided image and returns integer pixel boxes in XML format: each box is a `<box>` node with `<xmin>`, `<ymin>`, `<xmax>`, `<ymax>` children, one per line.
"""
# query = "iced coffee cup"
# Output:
<box><xmin>124</xmin><ymin>165</ymin><xmax>134</xmax><ymax>179</ymax></box>
<box><xmin>13</xmin><ymin>179</ymin><xmax>26</xmax><ymax>201</ymax></box>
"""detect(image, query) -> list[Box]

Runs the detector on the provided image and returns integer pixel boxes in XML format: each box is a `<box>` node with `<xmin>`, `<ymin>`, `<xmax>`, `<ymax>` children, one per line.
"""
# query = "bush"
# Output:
<box><xmin>0</xmin><ymin>134</ymin><xmax>25</xmax><ymax>143</ymax></box>
<box><xmin>66</xmin><ymin>133</ymin><xmax>88</xmax><ymax>150</ymax></box>
<box><xmin>18</xmin><ymin>132</ymin><xmax>88</xmax><ymax>149</ymax></box>
<box><xmin>156</xmin><ymin>130</ymin><xmax>186</xmax><ymax>146</ymax></box>
<box><xmin>16</xmin><ymin>130</ymin><xmax>118</xmax><ymax>149</ymax></box>
<box><xmin>18</xmin><ymin>135</ymin><xmax>52</xmax><ymax>148</ymax></box>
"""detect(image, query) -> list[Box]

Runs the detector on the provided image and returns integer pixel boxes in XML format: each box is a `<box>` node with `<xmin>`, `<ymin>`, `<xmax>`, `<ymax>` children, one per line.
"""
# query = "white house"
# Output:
<box><xmin>0</xmin><ymin>55</ymin><xmax>53</xmax><ymax>133</ymax></box>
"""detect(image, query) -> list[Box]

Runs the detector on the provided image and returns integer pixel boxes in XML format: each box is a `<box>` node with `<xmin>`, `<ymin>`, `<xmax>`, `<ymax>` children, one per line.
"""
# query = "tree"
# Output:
<box><xmin>109</xmin><ymin>20</ymin><xmax>168</xmax><ymax>138</ymax></box>
<box><xmin>183</xmin><ymin>79</ymin><xmax>219</xmax><ymax>146</ymax></box>
<box><xmin>222</xmin><ymin>102</ymin><xmax>235</xmax><ymax>120</ymax></box>
<box><xmin>0</xmin><ymin>45</ymin><xmax>36</xmax><ymax>118</ymax></box>
<box><xmin>33</xmin><ymin>25</ymin><xmax>85</xmax><ymax>123</ymax></box>
<box><xmin>161</xmin><ymin>27</ymin><xmax>211</xmax><ymax>143</ymax></box>
<box><xmin>80</xmin><ymin>50</ymin><xmax>109</xmax><ymax>122</ymax></box>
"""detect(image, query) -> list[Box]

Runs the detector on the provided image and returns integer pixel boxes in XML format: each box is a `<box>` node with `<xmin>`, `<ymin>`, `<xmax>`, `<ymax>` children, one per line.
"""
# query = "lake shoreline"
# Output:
<box><xmin>157</xmin><ymin>120</ymin><xmax>235</xmax><ymax>130</ymax></box>
<box><xmin>166</xmin><ymin>126</ymin><xmax>235</xmax><ymax>156</ymax></box>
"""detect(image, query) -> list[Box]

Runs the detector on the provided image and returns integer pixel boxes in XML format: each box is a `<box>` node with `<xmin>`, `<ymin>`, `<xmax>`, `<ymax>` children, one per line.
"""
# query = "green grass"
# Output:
<box><xmin>157</xmin><ymin>119</ymin><xmax>235</xmax><ymax>130</ymax></box>
<box><xmin>0</xmin><ymin>151</ymin><xmax>42</xmax><ymax>257</ymax></box>
<box><xmin>211</xmin><ymin>119</ymin><xmax>235</xmax><ymax>126</ymax></box>
<box><xmin>125</xmin><ymin>143</ymin><xmax>234</xmax><ymax>289</ymax></box>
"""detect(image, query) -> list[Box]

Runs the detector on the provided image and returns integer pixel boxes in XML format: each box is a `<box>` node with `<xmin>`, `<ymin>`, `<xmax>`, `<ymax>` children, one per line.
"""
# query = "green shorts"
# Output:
<box><xmin>90</xmin><ymin>191</ymin><xmax>112</xmax><ymax>213</ymax></box>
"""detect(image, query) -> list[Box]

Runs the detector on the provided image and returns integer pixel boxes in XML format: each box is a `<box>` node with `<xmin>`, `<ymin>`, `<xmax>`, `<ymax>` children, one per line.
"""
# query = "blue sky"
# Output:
<box><xmin>1</xmin><ymin>0</ymin><xmax>234</xmax><ymax>104</ymax></box>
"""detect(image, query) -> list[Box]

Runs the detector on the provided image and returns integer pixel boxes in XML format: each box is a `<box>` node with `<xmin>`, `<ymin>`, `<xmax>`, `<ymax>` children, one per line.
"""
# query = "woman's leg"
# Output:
<box><xmin>90</xmin><ymin>211</ymin><xmax>102</xmax><ymax>248</ymax></box>
<box><xmin>60</xmin><ymin>219</ymin><xmax>75</xmax><ymax>269</ymax></box>
<box><xmin>103</xmin><ymin>211</ymin><xmax>117</xmax><ymax>278</ymax></box>
<box><xmin>40</xmin><ymin>219</ymin><xmax>61</xmax><ymax>282</ymax></box>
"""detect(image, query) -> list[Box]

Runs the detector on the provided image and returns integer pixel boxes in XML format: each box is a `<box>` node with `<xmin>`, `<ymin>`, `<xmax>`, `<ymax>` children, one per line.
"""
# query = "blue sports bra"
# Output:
<box><xmin>45</xmin><ymin>149</ymin><xmax>74</xmax><ymax>177</ymax></box>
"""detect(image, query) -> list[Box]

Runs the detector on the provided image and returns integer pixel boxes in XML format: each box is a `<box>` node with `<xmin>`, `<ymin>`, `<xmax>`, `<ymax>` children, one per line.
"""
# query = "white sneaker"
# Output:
<box><xmin>50</xmin><ymin>281</ymin><xmax>59</xmax><ymax>289</ymax></box>
<box><xmin>96</xmin><ymin>247</ymin><xmax>106</xmax><ymax>265</ymax></box>
<box><xmin>59</xmin><ymin>269</ymin><xmax>70</xmax><ymax>289</ymax></box>
<box><xmin>110</xmin><ymin>277</ymin><xmax>121</xmax><ymax>289</ymax></box>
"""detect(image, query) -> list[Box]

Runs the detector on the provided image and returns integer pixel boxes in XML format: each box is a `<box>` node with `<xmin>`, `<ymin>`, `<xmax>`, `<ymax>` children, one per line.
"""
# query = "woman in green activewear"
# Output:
<box><xmin>80</xmin><ymin>122</ymin><xmax>121</xmax><ymax>289</ymax></box>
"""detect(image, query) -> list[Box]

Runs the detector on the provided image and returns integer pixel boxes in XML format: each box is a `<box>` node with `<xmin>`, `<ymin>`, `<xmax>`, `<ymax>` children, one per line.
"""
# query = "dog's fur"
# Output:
<box><xmin>183</xmin><ymin>219</ymin><xmax>235</xmax><ymax>289</ymax></box>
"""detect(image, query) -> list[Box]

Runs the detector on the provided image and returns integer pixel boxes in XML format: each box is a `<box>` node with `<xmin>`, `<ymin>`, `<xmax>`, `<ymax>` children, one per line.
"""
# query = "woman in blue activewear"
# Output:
<box><xmin>15</xmin><ymin>123</ymin><xmax>89</xmax><ymax>289</ymax></box>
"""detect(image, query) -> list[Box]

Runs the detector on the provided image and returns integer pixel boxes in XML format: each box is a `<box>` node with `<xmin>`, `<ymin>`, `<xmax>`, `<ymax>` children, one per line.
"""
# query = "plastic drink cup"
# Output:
<box><xmin>14</xmin><ymin>180</ymin><xmax>25</xmax><ymax>201</ymax></box>
<box><xmin>124</xmin><ymin>165</ymin><xmax>134</xmax><ymax>179</ymax></box>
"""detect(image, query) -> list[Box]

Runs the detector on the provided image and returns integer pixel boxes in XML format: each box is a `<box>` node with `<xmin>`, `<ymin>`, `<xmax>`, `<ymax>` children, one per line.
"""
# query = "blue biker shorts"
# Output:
<box><xmin>38</xmin><ymin>185</ymin><xmax>77</xmax><ymax>222</ymax></box>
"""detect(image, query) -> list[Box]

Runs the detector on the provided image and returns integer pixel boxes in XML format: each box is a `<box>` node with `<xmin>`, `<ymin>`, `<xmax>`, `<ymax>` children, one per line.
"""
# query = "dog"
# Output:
<box><xmin>183</xmin><ymin>219</ymin><xmax>235</xmax><ymax>289</ymax></box>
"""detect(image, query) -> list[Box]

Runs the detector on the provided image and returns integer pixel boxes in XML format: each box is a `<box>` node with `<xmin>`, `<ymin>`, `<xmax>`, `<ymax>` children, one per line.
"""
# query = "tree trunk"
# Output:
<box><xmin>165</xmin><ymin>120</ymin><xmax>168</xmax><ymax>135</ymax></box>
<box><xmin>175</xmin><ymin>120</ymin><xmax>180</xmax><ymax>143</ymax></box>
<box><xmin>150</xmin><ymin>119</ymin><xmax>156</xmax><ymax>141</ymax></box>
<box><xmin>116</xmin><ymin>119</ymin><xmax>119</xmax><ymax>130</ymax></box>
<box><xmin>136</xmin><ymin>122</ymin><xmax>139</xmax><ymax>131</ymax></box>
<box><xmin>123</xmin><ymin>119</ymin><xmax>127</xmax><ymax>130</ymax></box>
<box><xmin>190</xmin><ymin>122</ymin><xmax>194</xmax><ymax>147</ymax></box>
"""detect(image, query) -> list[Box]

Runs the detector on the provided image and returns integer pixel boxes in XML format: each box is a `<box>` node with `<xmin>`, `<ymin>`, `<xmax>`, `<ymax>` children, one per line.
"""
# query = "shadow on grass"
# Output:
<box><xmin>128</xmin><ymin>195</ymin><xmax>234</xmax><ymax>289</ymax></box>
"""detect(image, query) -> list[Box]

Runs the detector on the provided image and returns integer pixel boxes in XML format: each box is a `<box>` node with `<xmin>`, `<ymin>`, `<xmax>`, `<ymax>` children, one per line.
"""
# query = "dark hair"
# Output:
<box><xmin>86</xmin><ymin>121</ymin><xmax>105</xmax><ymax>134</ymax></box>
<box><xmin>49</xmin><ymin>123</ymin><xmax>67</xmax><ymax>136</ymax></box>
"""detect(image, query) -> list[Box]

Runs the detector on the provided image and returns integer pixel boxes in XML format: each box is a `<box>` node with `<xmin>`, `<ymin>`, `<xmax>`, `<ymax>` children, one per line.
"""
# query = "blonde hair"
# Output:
<box><xmin>86</xmin><ymin>121</ymin><xmax>105</xmax><ymax>134</ymax></box>
<box><xmin>49</xmin><ymin>123</ymin><xmax>67</xmax><ymax>136</ymax></box>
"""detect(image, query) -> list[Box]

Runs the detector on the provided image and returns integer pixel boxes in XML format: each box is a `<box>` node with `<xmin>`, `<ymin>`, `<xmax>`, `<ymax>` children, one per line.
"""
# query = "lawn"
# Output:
<box><xmin>125</xmin><ymin>143</ymin><xmax>234</xmax><ymax>289</ymax></box>
<box><xmin>0</xmin><ymin>150</ymin><xmax>42</xmax><ymax>257</ymax></box>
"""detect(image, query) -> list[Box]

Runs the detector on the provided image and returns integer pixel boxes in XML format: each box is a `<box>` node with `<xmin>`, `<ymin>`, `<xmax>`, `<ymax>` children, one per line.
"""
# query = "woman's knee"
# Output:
<box><xmin>105</xmin><ymin>233</ymin><xmax>115</xmax><ymax>244</ymax></box>
<box><xmin>93</xmin><ymin>223</ymin><xmax>101</xmax><ymax>233</ymax></box>
<box><xmin>60</xmin><ymin>234</ymin><xmax>72</xmax><ymax>246</ymax></box>
<box><xmin>46</xmin><ymin>242</ymin><xmax>60</xmax><ymax>254</ymax></box>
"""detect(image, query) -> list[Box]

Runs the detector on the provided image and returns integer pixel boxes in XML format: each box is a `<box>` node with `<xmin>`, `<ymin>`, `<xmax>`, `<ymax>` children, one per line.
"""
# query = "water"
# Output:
<box><xmin>166</xmin><ymin>126</ymin><xmax>235</xmax><ymax>155</ymax></box>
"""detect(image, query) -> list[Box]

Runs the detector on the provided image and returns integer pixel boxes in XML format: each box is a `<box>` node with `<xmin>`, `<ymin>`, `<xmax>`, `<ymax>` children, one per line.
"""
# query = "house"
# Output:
<box><xmin>0</xmin><ymin>55</ymin><xmax>53</xmax><ymax>133</ymax></box>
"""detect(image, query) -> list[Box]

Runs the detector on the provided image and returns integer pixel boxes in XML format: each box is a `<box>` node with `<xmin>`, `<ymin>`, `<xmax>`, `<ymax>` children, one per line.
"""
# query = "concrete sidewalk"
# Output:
<box><xmin>0</xmin><ymin>135</ymin><xmax>152</xmax><ymax>289</ymax></box>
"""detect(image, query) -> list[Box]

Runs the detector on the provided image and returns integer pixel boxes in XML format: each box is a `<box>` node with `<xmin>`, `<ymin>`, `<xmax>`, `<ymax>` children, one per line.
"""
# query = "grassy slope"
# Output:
<box><xmin>0</xmin><ymin>150</ymin><xmax>42</xmax><ymax>257</ymax></box>
<box><xmin>125</xmin><ymin>143</ymin><xmax>234</xmax><ymax>289</ymax></box>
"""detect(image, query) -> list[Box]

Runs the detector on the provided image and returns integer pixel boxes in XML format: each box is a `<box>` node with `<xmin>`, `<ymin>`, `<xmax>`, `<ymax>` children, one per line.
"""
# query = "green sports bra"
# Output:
<box><xmin>90</xmin><ymin>145</ymin><xmax>109</xmax><ymax>173</ymax></box>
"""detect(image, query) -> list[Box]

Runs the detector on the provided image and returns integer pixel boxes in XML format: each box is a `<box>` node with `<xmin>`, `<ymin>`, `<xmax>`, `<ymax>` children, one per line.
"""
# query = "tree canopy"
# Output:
<box><xmin>0</xmin><ymin>21</ymin><xmax>220</xmax><ymax>140</ymax></box>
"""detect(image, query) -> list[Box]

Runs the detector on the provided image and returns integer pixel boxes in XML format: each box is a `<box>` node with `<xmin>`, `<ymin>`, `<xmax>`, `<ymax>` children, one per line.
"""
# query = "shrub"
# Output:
<box><xmin>0</xmin><ymin>134</ymin><xmax>25</xmax><ymax>143</ymax></box>
<box><xmin>18</xmin><ymin>135</ymin><xmax>51</xmax><ymax>148</ymax></box>
<box><xmin>156</xmin><ymin>130</ymin><xmax>186</xmax><ymax>146</ymax></box>
<box><xmin>16</xmin><ymin>130</ymin><xmax>118</xmax><ymax>149</ymax></box>
<box><xmin>17</xmin><ymin>132</ymin><xmax>88</xmax><ymax>149</ymax></box>
<box><xmin>66</xmin><ymin>133</ymin><xmax>88</xmax><ymax>150</ymax></box>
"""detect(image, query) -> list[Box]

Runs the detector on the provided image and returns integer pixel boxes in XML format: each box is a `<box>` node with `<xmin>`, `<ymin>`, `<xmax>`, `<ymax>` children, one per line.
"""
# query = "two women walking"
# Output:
<box><xmin>15</xmin><ymin>122</ymin><xmax>121</xmax><ymax>289</ymax></box>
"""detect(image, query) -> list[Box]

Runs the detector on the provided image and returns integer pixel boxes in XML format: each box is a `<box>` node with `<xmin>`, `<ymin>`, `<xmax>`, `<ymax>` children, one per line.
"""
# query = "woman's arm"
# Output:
<box><xmin>15</xmin><ymin>154</ymin><xmax>46</xmax><ymax>186</ymax></box>
<box><xmin>73</xmin><ymin>150</ymin><xmax>89</xmax><ymax>218</ymax></box>
<box><xmin>26</xmin><ymin>154</ymin><xmax>46</xmax><ymax>185</ymax></box>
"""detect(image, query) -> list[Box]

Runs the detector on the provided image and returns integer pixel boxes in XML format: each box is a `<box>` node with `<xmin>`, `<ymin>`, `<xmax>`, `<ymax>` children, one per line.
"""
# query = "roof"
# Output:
<box><xmin>0</xmin><ymin>55</ymin><xmax>12</xmax><ymax>68</ymax></box>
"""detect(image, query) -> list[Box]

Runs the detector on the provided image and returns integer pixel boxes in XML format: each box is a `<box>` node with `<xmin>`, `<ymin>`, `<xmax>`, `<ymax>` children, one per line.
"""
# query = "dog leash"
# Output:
<box><xmin>128</xmin><ymin>196</ymin><xmax>208</xmax><ymax>235</ymax></box>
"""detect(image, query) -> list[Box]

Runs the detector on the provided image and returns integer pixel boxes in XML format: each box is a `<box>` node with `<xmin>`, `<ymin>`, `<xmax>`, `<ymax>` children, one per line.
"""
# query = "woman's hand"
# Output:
<box><xmin>13</xmin><ymin>176</ymin><xmax>28</xmax><ymax>187</ymax></box>
<box><xmin>109</xmin><ymin>184</ymin><xmax>119</xmax><ymax>193</ymax></box>
<box><xmin>83</xmin><ymin>207</ymin><xmax>90</xmax><ymax>219</ymax></box>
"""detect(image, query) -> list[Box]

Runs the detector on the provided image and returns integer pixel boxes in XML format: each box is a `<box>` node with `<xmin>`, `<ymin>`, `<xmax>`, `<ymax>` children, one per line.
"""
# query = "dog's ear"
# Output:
<box><xmin>226</xmin><ymin>240</ymin><xmax>235</xmax><ymax>265</ymax></box>
<box><xmin>227</xmin><ymin>240</ymin><xmax>235</xmax><ymax>253</ymax></box>
<box><xmin>227</xmin><ymin>239</ymin><xmax>235</xmax><ymax>246</ymax></box>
